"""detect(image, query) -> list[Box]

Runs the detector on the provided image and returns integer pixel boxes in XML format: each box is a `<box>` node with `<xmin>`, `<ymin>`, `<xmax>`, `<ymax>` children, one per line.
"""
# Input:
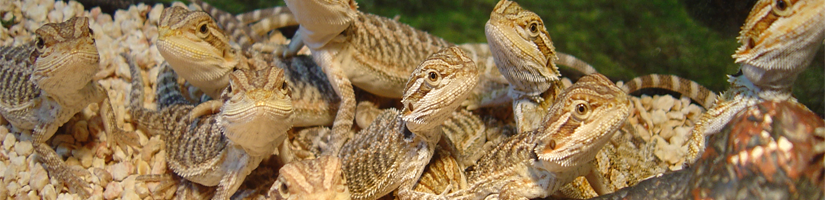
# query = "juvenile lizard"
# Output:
<box><xmin>155</xmin><ymin>6</ymin><xmax>340</xmax><ymax>128</ymax></box>
<box><xmin>0</xmin><ymin>17</ymin><xmax>105</xmax><ymax>197</ymax></box>
<box><xmin>484</xmin><ymin>0</ymin><xmax>565</xmax><ymax>133</ymax></box>
<box><xmin>434</xmin><ymin>73</ymin><xmax>631</xmax><ymax>199</ymax></box>
<box><xmin>127</xmin><ymin>53</ymin><xmax>294</xmax><ymax>199</ymax></box>
<box><xmin>156</xmin><ymin>5</ymin><xmax>246</xmax><ymax>100</ymax></box>
<box><xmin>268</xmin><ymin>155</ymin><xmax>351</xmax><ymax>200</ymax></box>
<box><xmin>686</xmin><ymin>0</ymin><xmax>825</xmax><ymax>162</ymax></box>
<box><xmin>338</xmin><ymin>46</ymin><xmax>479</xmax><ymax>200</ymax></box>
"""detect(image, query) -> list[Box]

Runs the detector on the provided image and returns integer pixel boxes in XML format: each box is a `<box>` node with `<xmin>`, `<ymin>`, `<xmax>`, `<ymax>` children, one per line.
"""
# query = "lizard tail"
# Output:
<box><xmin>622</xmin><ymin>74</ymin><xmax>717</xmax><ymax>108</ymax></box>
<box><xmin>555</xmin><ymin>52</ymin><xmax>598</xmax><ymax>75</ymax></box>
<box><xmin>123</xmin><ymin>53</ymin><xmax>166</xmax><ymax>134</ymax></box>
<box><xmin>155</xmin><ymin>62</ymin><xmax>192</xmax><ymax>109</ymax></box>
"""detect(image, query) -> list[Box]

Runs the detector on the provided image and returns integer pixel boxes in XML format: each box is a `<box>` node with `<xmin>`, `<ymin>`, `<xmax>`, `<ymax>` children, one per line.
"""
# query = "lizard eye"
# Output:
<box><xmin>425</xmin><ymin>70</ymin><xmax>440</xmax><ymax>87</ymax></box>
<box><xmin>773</xmin><ymin>0</ymin><xmax>792</xmax><ymax>16</ymax></box>
<box><xmin>35</xmin><ymin>37</ymin><xmax>45</xmax><ymax>50</ymax></box>
<box><xmin>527</xmin><ymin>21</ymin><xmax>541</xmax><ymax>37</ymax></box>
<box><xmin>196</xmin><ymin>22</ymin><xmax>209</xmax><ymax>38</ymax></box>
<box><xmin>572</xmin><ymin>102</ymin><xmax>590</xmax><ymax>120</ymax></box>
<box><xmin>277</xmin><ymin>180</ymin><xmax>290</xmax><ymax>198</ymax></box>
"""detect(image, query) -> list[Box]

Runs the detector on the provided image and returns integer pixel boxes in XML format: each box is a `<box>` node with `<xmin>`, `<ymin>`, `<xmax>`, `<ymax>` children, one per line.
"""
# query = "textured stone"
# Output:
<box><xmin>13</xmin><ymin>141</ymin><xmax>32</xmax><ymax>157</ymax></box>
<box><xmin>103</xmin><ymin>181</ymin><xmax>122</xmax><ymax>200</ymax></box>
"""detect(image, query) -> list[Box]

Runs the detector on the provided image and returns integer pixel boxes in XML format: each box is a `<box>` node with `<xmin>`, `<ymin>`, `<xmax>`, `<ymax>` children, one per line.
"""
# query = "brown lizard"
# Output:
<box><xmin>127</xmin><ymin>52</ymin><xmax>294</xmax><ymax>199</ymax></box>
<box><xmin>686</xmin><ymin>0</ymin><xmax>825</xmax><ymax>162</ymax></box>
<box><xmin>338</xmin><ymin>46</ymin><xmax>479</xmax><ymax>200</ymax></box>
<box><xmin>0</xmin><ymin>17</ymin><xmax>106</xmax><ymax>198</ymax></box>
<box><xmin>429</xmin><ymin>73</ymin><xmax>631</xmax><ymax>199</ymax></box>
<box><xmin>268</xmin><ymin>155</ymin><xmax>351</xmax><ymax>200</ymax></box>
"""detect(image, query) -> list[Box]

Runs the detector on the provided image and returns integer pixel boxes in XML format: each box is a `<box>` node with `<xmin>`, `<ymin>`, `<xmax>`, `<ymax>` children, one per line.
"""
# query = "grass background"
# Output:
<box><xmin>152</xmin><ymin>0</ymin><xmax>825</xmax><ymax>116</ymax></box>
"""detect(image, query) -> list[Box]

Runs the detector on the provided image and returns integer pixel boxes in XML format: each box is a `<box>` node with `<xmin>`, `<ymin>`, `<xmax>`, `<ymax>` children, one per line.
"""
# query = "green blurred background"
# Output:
<box><xmin>150</xmin><ymin>0</ymin><xmax>824</xmax><ymax>116</ymax></box>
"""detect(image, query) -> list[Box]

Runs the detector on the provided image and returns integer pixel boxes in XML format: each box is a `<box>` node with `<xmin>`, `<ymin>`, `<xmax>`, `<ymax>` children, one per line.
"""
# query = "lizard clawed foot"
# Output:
<box><xmin>34</xmin><ymin>143</ymin><xmax>93</xmax><ymax>198</ymax></box>
<box><xmin>100</xmin><ymin>98</ymin><xmax>141</xmax><ymax>148</ymax></box>
<box><xmin>137</xmin><ymin>174</ymin><xmax>179</xmax><ymax>199</ymax></box>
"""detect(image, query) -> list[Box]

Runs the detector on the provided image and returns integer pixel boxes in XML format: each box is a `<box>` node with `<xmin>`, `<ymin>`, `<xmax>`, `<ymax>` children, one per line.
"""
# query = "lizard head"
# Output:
<box><xmin>270</xmin><ymin>156</ymin><xmax>351</xmax><ymax>200</ymax></box>
<box><xmin>535</xmin><ymin>73</ymin><xmax>631</xmax><ymax>172</ymax></box>
<box><xmin>733</xmin><ymin>0</ymin><xmax>825</xmax><ymax>91</ymax></box>
<box><xmin>485</xmin><ymin>0</ymin><xmax>560</xmax><ymax>96</ymax></box>
<box><xmin>220</xmin><ymin>65</ymin><xmax>293</xmax><ymax>157</ymax></box>
<box><xmin>401</xmin><ymin>47</ymin><xmax>479</xmax><ymax>141</ymax></box>
<box><xmin>157</xmin><ymin>5</ymin><xmax>240</xmax><ymax>99</ymax></box>
<box><xmin>31</xmin><ymin>16</ymin><xmax>100</xmax><ymax>93</ymax></box>
<box><xmin>284</xmin><ymin>0</ymin><xmax>359</xmax><ymax>49</ymax></box>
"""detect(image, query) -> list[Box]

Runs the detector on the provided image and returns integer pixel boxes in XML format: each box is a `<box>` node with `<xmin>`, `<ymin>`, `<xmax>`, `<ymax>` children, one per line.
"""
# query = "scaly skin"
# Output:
<box><xmin>484</xmin><ymin>0</ymin><xmax>565</xmax><ymax>134</ymax></box>
<box><xmin>155</xmin><ymin>5</ymin><xmax>341</xmax><ymax>128</ymax></box>
<box><xmin>0</xmin><ymin>17</ymin><xmax>105</xmax><ymax>198</ymax></box>
<box><xmin>441</xmin><ymin>73</ymin><xmax>631</xmax><ymax>200</ymax></box>
<box><xmin>268</xmin><ymin>155</ymin><xmax>351</xmax><ymax>200</ymax></box>
<box><xmin>621</xmin><ymin>74</ymin><xmax>718</xmax><ymax>108</ymax></box>
<box><xmin>686</xmin><ymin>0</ymin><xmax>825</xmax><ymax>163</ymax></box>
<box><xmin>591</xmin><ymin>100</ymin><xmax>825</xmax><ymax>199</ymax></box>
<box><xmin>156</xmin><ymin>6</ymin><xmax>245</xmax><ymax>99</ymax></box>
<box><xmin>127</xmin><ymin>53</ymin><xmax>293</xmax><ymax>199</ymax></box>
<box><xmin>338</xmin><ymin>47</ymin><xmax>479</xmax><ymax>200</ymax></box>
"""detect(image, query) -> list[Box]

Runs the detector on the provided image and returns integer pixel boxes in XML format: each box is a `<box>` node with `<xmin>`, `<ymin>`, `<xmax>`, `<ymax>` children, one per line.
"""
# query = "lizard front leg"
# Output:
<box><xmin>213</xmin><ymin>146</ymin><xmax>263</xmax><ymax>200</ymax></box>
<box><xmin>34</xmin><ymin>137</ymin><xmax>92</xmax><ymax>198</ymax></box>
<box><xmin>312</xmin><ymin>51</ymin><xmax>356</xmax><ymax>155</ymax></box>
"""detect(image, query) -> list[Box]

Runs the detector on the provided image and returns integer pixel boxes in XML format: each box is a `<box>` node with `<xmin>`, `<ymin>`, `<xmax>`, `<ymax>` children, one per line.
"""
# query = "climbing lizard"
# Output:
<box><xmin>686</xmin><ymin>0</ymin><xmax>825</xmax><ymax>162</ymax></box>
<box><xmin>0</xmin><ymin>17</ymin><xmax>107</xmax><ymax>198</ymax></box>
<box><xmin>127</xmin><ymin>52</ymin><xmax>294</xmax><ymax>199</ymax></box>
<box><xmin>338</xmin><ymin>47</ymin><xmax>479</xmax><ymax>200</ymax></box>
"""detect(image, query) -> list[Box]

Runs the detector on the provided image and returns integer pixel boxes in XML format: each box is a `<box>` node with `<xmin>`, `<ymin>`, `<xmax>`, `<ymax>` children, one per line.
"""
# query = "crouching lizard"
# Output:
<box><xmin>338</xmin><ymin>47</ymin><xmax>479</xmax><ymax>200</ymax></box>
<box><xmin>0</xmin><ymin>17</ymin><xmax>109</xmax><ymax>197</ymax></box>
<box><xmin>435</xmin><ymin>73</ymin><xmax>631</xmax><ymax>199</ymax></box>
<box><xmin>127</xmin><ymin>54</ymin><xmax>293</xmax><ymax>199</ymax></box>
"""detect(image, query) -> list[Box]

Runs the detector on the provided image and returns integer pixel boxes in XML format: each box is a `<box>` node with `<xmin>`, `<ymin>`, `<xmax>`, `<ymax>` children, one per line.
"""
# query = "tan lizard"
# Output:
<box><xmin>268</xmin><ymin>155</ymin><xmax>351</xmax><ymax>200</ymax></box>
<box><xmin>686</xmin><ymin>0</ymin><xmax>825</xmax><ymax>162</ymax></box>
<box><xmin>154</xmin><ymin>5</ymin><xmax>340</xmax><ymax>128</ymax></box>
<box><xmin>484</xmin><ymin>0</ymin><xmax>595</xmax><ymax>134</ymax></box>
<box><xmin>438</xmin><ymin>73</ymin><xmax>631</xmax><ymax>200</ymax></box>
<box><xmin>127</xmin><ymin>53</ymin><xmax>294</xmax><ymax>199</ymax></box>
<box><xmin>156</xmin><ymin>5</ymin><xmax>246</xmax><ymax>100</ymax></box>
<box><xmin>0</xmin><ymin>17</ymin><xmax>106</xmax><ymax>198</ymax></box>
<box><xmin>338</xmin><ymin>46</ymin><xmax>479</xmax><ymax>200</ymax></box>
